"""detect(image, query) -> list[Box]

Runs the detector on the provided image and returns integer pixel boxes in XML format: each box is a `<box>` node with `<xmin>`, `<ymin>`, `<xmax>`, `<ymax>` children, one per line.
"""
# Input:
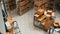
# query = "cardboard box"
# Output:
<box><xmin>45</xmin><ymin>19</ymin><xmax>52</xmax><ymax>30</ymax></box>
<box><xmin>34</xmin><ymin>0</ymin><xmax>46</xmax><ymax>11</ymax></box>
<box><xmin>26</xmin><ymin>2</ymin><xmax>33</xmax><ymax>8</ymax></box>
<box><xmin>34</xmin><ymin>14</ymin><xmax>40</xmax><ymax>20</ymax></box>
<box><xmin>18</xmin><ymin>1</ymin><xmax>26</xmax><ymax>7</ymax></box>
<box><xmin>35</xmin><ymin>9</ymin><xmax>44</xmax><ymax>15</ymax></box>
<box><xmin>34</xmin><ymin>9</ymin><xmax>45</xmax><ymax>20</ymax></box>
<box><xmin>18</xmin><ymin>6</ymin><xmax>27</xmax><ymax>11</ymax></box>
<box><xmin>7</xmin><ymin>15</ymin><xmax>13</xmax><ymax>25</ymax></box>
<box><xmin>18</xmin><ymin>7</ymin><xmax>28</xmax><ymax>15</ymax></box>
<box><xmin>18</xmin><ymin>0</ymin><xmax>29</xmax><ymax>7</ymax></box>
<box><xmin>5</xmin><ymin>0</ymin><xmax>16</xmax><ymax>10</ymax></box>
<box><xmin>34</xmin><ymin>6</ymin><xmax>40</xmax><ymax>11</ymax></box>
<box><xmin>24</xmin><ymin>0</ymin><xmax>30</xmax><ymax>2</ymax></box>
<box><xmin>37</xmin><ymin>15</ymin><xmax>46</xmax><ymax>21</ymax></box>
<box><xmin>20</xmin><ymin>8</ymin><xmax>28</xmax><ymax>15</ymax></box>
<box><xmin>34</xmin><ymin>1</ymin><xmax>43</xmax><ymax>6</ymax></box>
<box><xmin>42</xmin><ymin>18</ymin><xmax>52</xmax><ymax>30</ymax></box>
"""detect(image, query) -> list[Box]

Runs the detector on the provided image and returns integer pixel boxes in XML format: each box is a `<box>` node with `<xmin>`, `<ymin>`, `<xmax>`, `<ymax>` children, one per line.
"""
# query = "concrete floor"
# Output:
<box><xmin>0</xmin><ymin>1</ymin><xmax>60</xmax><ymax>34</ymax></box>
<box><xmin>13</xmin><ymin>9</ymin><xmax>60</xmax><ymax>34</ymax></box>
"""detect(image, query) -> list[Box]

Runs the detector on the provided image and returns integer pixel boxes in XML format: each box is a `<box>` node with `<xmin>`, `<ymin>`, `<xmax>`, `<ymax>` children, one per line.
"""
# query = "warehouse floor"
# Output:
<box><xmin>13</xmin><ymin>9</ymin><xmax>60</xmax><ymax>34</ymax></box>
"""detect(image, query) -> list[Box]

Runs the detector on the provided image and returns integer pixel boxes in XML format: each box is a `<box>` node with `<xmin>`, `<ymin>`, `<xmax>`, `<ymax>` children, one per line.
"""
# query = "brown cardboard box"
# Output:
<box><xmin>20</xmin><ymin>8</ymin><xmax>28</xmax><ymax>15</ymax></box>
<box><xmin>37</xmin><ymin>9</ymin><xmax>45</xmax><ymax>13</ymax></box>
<box><xmin>34</xmin><ymin>0</ymin><xmax>46</xmax><ymax>11</ymax></box>
<box><xmin>34</xmin><ymin>0</ymin><xmax>48</xmax><ymax>11</ymax></box>
<box><xmin>18</xmin><ymin>6</ymin><xmax>27</xmax><ymax>11</ymax></box>
<box><xmin>42</xmin><ymin>0</ymin><xmax>46</xmax><ymax>2</ymax></box>
<box><xmin>18</xmin><ymin>7</ymin><xmax>28</xmax><ymax>15</ymax></box>
<box><xmin>34</xmin><ymin>0</ymin><xmax>40</xmax><ymax>1</ymax></box>
<box><xmin>6</xmin><ymin>26</ymin><xmax>13</xmax><ymax>34</ymax></box>
<box><xmin>42</xmin><ymin>18</ymin><xmax>52</xmax><ymax>30</ymax></box>
<box><xmin>24</xmin><ymin>0</ymin><xmax>29</xmax><ymax>2</ymax></box>
<box><xmin>18</xmin><ymin>0</ymin><xmax>29</xmax><ymax>7</ymax></box>
<box><xmin>34</xmin><ymin>1</ymin><xmax>43</xmax><ymax>6</ymax></box>
<box><xmin>5</xmin><ymin>0</ymin><xmax>16</xmax><ymax>10</ymax></box>
<box><xmin>34</xmin><ymin>14</ymin><xmax>40</xmax><ymax>20</ymax></box>
<box><xmin>5</xmin><ymin>0</ymin><xmax>13</xmax><ymax>3</ymax></box>
<box><xmin>34</xmin><ymin>6</ymin><xmax>39</xmax><ymax>11</ymax></box>
<box><xmin>18</xmin><ymin>1</ymin><xmax>26</xmax><ymax>7</ymax></box>
<box><xmin>7</xmin><ymin>15</ymin><xmax>13</xmax><ymax>25</ymax></box>
<box><xmin>41</xmin><ymin>5</ymin><xmax>45</xmax><ymax>9</ymax></box>
<box><xmin>26</xmin><ymin>2</ymin><xmax>33</xmax><ymax>8</ymax></box>
<box><xmin>34</xmin><ymin>9</ymin><xmax>45</xmax><ymax>20</ymax></box>
<box><xmin>37</xmin><ymin>15</ymin><xmax>46</xmax><ymax>21</ymax></box>
<box><xmin>35</xmin><ymin>9</ymin><xmax>44</xmax><ymax>15</ymax></box>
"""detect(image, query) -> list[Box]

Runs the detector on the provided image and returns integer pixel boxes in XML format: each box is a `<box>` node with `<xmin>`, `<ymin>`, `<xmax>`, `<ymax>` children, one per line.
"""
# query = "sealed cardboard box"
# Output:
<box><xmin>18</xmin><ymin>1</ymin><xmax>29</xmax><ymax>7</ymax></box>
<box><xmin>34</xmin><ymin>14</ymin><xmax>40</xmax><ymax>20</ymax></box>
<box><xmin>45</xmin><ymin>4</ymin><xmax>48</xmax><ymax>8</ymax></box>
<box><xmin>34</xmin><ymin>6</ymin><xmax>39</xmax><ymax>11</ymax></box>
<box><xmin>5</xmin><ymin>0</ymin><xmax>16</xmax><ymax>10</ymax></box>
<box><xmin>42</xmin><ymin>18</ymin><xmax>52</xmax><ymax>30</ymax></box>
<box><xmin>24</xmin><ymin>0</ymin><xmax>30</xmax><ymax>2</ymax></box>
<box><xmin>45</xmin><ymin>18</ymin><xmax>52</xmax><ymax>30</ymax></box>
<box><xmin>26</xmin><ymin>2</ymin><xmax>33</xmax><ymax>8</ymax></box>
<box><xmin>18</xmin><ymin>6</ymin><xmax>27</xmax><ymax>11</ymax></box>
<box><xmin>20</xmin><ymin>8</ymin><xmax>28</xmax><ymax>15</ymax></box>
<box><xmin>37</xmin><ymin>15</ymin><xmax>46</xmax><ymax>21</ymax></box>
<box><xmin>17</xmin><ymin>0</ymin><xmax>33</xmax><ymax>15</ymax></box>
<box><xmin>18</xmin><ymin>7</ymin><xmax>28</xmax><ymax>15</ymax></box>
<box><xmin>36</xmin><ymin>9</ymin><xmax>44</xmax><ymax>15</ymax></box>
<box><xmin>34</xmin><ymin>9</ymin><xmax>45</xmax><ymax>20</ymax></box>
<box><xmin>18</xmin><ymin>1</ymin><xmax>26</xmax><ymax>6</ymax></box>
<box><xmin>34</xmin><ymin>0</ymin><xmax>47</xmax><ymax>11</ymax></box>
<box><xmin>34</xmin><ymin>1</ymin><xmax>43</xmax><ymax>6</ymax></box>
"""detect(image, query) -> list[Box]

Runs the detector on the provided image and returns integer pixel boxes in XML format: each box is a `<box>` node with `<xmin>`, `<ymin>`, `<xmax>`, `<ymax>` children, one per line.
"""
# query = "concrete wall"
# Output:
<box><xmin>0</xmin><ymin>2</ymin><xmax>6</xmax><ymax>34</ymax></box>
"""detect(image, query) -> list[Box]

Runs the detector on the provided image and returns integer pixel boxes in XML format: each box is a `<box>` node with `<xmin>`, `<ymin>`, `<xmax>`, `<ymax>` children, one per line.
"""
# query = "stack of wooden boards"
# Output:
<box><xmin>4</xmin><ymin>0</ymin><xmax>16</xmax><ymax>10</ymax></box>
<box><xmin>17</xmin><ymin>0</ymin><xmax>34</xmax><ymax>15</ymax></box>
<box><xmin>34</xmin><ymin>0</ymin><xmax>55</xmax><ymax>11</ymax></box>
<box><xmin>34</xmin><ymin>9</ymin><xmax>55</xmax><ymax>31</ymax></box>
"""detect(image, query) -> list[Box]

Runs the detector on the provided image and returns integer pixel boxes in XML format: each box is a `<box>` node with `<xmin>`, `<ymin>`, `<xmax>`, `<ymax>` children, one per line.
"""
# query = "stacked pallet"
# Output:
<box><xmin>34</xmin><ymin>0</ymin><xmax>47</xmax><ymax>11</ymax></box>
<box><xmin>17</xmin><ymin>0</ymin><xmax>33</xmax><ymax>15</ymax></box>
<box><xmin>5</xmin><ymin>0</ymin><xmax>16</xmax><ymax>10</ymax></box>
<box><xmin>34</xmin><ymin>9</ymin><xmax>55</xmax><ymax>31</ymax></box>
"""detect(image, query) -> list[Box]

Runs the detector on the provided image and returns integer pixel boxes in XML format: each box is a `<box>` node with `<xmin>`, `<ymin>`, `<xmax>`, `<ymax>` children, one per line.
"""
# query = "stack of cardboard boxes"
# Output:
<box><xmin>4</xmin><ymin>0</ymin><xmax>16</xmax><ymax>17</ymax></box>
<box><xmin>34</xmin><ymin>9</ymin><xmax>55</xmax><ymax>31</ymax></box>
<box><xmin>46</xmin><ymin>0</ymin><xmax>54</xmax><ymax>10</ymax></box>
<box><xmin>34</xmin><ymin>0</ymin><xmax>55</xmax><ymax>11</ymax></box>
<box><xmin>5</xmin><ymin>0</ymin><xmax>16</xmax><ymax>10</ymax></box>
<box><xmin>6</xmin><ymin>15</ymin><xmax>14</xmax><ymax>34</ymax></box>
<box><xmin>34</xmin><ymin>0</ymin><xmax>47</xmax><ymax>11</ymax></box>
<box><xmin>17</xmin><ymin>0</ymin><xmax>33</xmax><ymax>15</ymax></box>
